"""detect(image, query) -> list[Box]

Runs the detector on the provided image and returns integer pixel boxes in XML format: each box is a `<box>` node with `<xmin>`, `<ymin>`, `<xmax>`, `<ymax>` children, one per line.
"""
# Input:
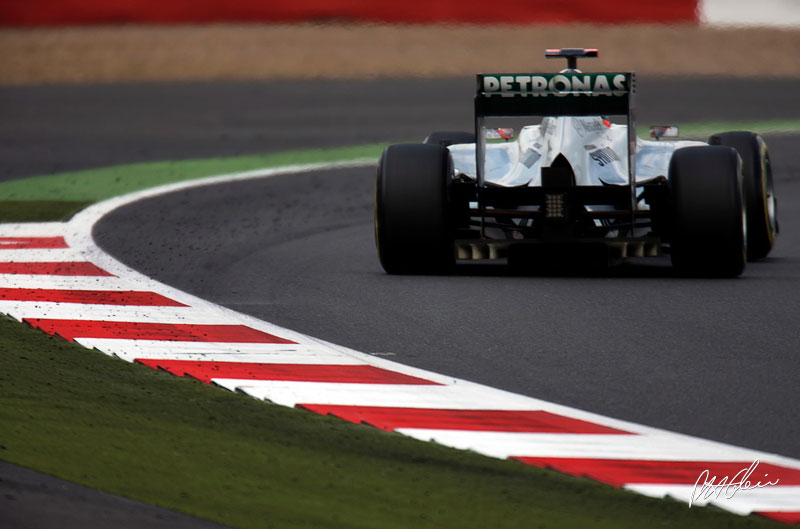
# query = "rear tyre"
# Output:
<box><xmin>375</xmin><ymin>144</ymin><xmax>455</xmax><ymax>274</ymax></box>
<box><xmin>709</xmin><ymin>131</ymin><xmax>777</xmax><ymax>260</ymax></box>
<box><xmin>423</xmin><ymin>131</ymin><xmax>476</xmax><ymax>147</ymax></box>
<box><xmin>669</xmin><ymin>146</ymin><xmax>746</xmax><ymax>277</ymax></box>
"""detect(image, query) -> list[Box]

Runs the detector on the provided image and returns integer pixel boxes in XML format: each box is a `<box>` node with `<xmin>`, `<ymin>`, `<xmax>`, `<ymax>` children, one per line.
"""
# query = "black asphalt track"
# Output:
<box><xmin>2</xmin><ymin>77</ymin><xmax>800</xmax><ymax>527</ymax></box>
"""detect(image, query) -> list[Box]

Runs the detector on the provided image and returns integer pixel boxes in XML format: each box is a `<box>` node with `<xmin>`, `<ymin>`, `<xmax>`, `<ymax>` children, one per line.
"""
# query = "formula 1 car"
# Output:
<box><xmin>375</xmin><ymin>48</ymin><xmax>777</xmax><ymax>277</ymax></box>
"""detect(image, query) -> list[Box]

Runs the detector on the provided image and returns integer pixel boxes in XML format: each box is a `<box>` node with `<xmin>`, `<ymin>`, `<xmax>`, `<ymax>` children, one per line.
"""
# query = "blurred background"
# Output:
<box><xmin>2</xmin><ymin>0</ymin><xmax>799</xmax><ymax>182</ymax></box>
<box><xmin>2</xmin><ymin>0</ymin><xmax>800</xmax><ymax>83</ymax></box>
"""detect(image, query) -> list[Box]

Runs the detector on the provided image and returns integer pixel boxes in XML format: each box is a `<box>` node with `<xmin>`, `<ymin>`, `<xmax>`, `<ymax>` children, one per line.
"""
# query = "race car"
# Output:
<box><xmin>375</xmin><ymin>48</ymin><xmax>778</xmax><ymax>277</ymax></box>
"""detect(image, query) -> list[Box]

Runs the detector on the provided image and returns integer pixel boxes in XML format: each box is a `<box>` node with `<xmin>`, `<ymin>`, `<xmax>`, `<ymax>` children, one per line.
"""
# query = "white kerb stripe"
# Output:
<box><xmin>0</xmin><ymin>249</ymin><xmax>90</xmax><ymax>262</ymax></box>
<box><xmin>0</xmin><ymin>303</ymin><xmax>233</xmax><ymax>324</ymax></box>
<box><xmin>395</xmin><ymin>429</ymin><xmax>781</xmax><ymax>462</ymax></box>
<box><xmin>78</xmin><ymin>338</ymin><xmax>366</xmax><ymax>365</ymax></box>
<box><xmin>0</xmin><ymin>276</ymin><xmax>152</xmax><ymax>290</ymax></box>
<box><xmin>0</xmin><ymin>223</ymin><xmax>67</xmax><ymax>237</ymax></box>
<box><xmin>625</xmin><ymin>484</ymin><xmax>800</xmax><ymax>514</ymax></box>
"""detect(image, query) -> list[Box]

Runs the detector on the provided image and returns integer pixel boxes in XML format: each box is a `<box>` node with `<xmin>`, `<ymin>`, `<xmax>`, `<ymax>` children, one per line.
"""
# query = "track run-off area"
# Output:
<box><xmin>1</xmin><ymin>77</ymin><xmax>800</xmax><ymax>526</ymax></box>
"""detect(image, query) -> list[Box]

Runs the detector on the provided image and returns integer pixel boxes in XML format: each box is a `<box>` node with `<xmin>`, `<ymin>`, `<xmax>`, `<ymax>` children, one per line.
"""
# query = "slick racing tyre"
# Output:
<box><xmin>375</xmin><ymin>144</ymin><xmax>455</xmax><ymax>274</ymax></box>
<box><xmin>669</xmin><ymin>145</ymin><xmax>746</xmax><ymax>277</ymax></box>
<box><xmin>709</xmin><ymin>131</ymin><xmax>778</xmax><ymax>260</ymax></box>
<box><xmin>423</xmin><ymin>131</ymin><xmax>476</xmax><ymax>147</ymax></box>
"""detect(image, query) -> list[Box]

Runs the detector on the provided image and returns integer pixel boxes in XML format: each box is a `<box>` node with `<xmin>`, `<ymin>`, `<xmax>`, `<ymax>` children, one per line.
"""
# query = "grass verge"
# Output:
<box><xmin>673</xmin><ymin>119</ymin><xmax>800</xmax><ymax>140</ymax></box>
<box><xmin>0</xmin><ymin>143</ymin><xmax>388</xmax><ymax>202</ymax></box>
<box><xmin>0</xmin><ymin>316</ymin><xmax>783</xmax><ymax>529</ymax></box>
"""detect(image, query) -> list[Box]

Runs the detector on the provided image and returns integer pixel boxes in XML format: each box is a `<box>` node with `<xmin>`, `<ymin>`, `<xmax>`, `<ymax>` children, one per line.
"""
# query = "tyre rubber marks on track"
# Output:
<box><xmin>2</xmin><ymin>222</ymin><xmax>800</xmax><ymax>525</ymax></box>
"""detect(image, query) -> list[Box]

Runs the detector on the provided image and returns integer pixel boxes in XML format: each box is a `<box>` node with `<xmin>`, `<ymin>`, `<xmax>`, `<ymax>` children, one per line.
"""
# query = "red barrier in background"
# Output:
<box><xmin>1</xmin><ymin>0</ymin><xmax>698</xmax><ymax>26</ymax></box>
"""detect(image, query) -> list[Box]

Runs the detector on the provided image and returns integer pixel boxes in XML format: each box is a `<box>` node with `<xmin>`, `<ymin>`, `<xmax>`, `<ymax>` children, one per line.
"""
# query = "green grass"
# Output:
<box><xmin>0</xmin><ymin>316</ymin><xmax>783</xmax><ymax>529</ymax></box>
<box><xmin>668</xmin><ymin>119</ymin><xmax>800</xmax><ymax>140</ymax></box>
<box><xmin>0</xmin><ymin>143</ymin><xmax>388</xmax><ymax>202</ymax></box>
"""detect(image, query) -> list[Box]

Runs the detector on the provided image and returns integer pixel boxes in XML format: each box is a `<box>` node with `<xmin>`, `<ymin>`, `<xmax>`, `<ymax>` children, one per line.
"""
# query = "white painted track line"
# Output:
<box><xmin>223</xmin><ymin>380</ymin><xmax>549</xmax><ymax>409</ymax></box>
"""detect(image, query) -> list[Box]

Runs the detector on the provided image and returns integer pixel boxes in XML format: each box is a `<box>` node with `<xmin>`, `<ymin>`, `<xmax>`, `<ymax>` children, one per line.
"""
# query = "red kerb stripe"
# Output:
<box><xmin>24</xmin><ymin>319</ymin><xmax>296</xmax><ymax>344</ymax></box>
<box><xmin>0</xmin><ymin>262</ymin><xmax>112</xmax><ymax>276</ymax></box>
<box><xmin>0</xmin><ymin>236</ymin><xmax>68</xmax><ymax>249</ymax></box>
<box><xmin>0</xmin><ymin>288</ymin><xmax>185</xmax><ymax>306</ymax></box>
<box><xmin>135</xmin><ymin>359</ymin><xmax>441</xmax><ymax>385</ymax></box>
<box><xmin>298</xmin><ymin>405</ymin><xmax>632</xmax><ymax>434</ymax></box>
<box><xmin>514</xmin><ymin>457</ymin><xmax>800</xmax><ymax>487</ymax></box>
<box><xmin>755</xmin><ymin>512</ymin><xmax>800</xmax><ymax>524</ymax></box>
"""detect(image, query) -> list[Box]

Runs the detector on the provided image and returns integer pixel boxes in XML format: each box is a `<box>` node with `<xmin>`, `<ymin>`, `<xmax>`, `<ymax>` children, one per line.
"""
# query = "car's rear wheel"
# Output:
<box><xmin>709</xmin><ymin>131</ymin><xmax>777</xmax><ymax>260</ymax></box>
<box><xmin>423</xmin><ymin>131</ymin><xmax>476</xmax><ymax>147</ymax></box>
<box><xmin>375</xmin><ymin>144</ymin><xmax>455</xmax><ymax>274</ymax></box>
<box><xmin>669</xmin><ymin>145</ymin><xmax>746</xmax><ymax>277</ymax></box>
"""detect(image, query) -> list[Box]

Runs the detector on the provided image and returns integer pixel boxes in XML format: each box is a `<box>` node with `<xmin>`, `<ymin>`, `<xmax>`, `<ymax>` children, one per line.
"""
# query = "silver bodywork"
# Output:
<box><xmin>449</xmin><ymin>116</ymin><xmax>705</xmax><ymax>188</ymax></box>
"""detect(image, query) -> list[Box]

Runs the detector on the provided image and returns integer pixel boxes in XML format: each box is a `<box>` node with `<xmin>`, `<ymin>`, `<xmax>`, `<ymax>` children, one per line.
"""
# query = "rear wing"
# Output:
<box><xmin>474</xmin><ymin>73</ymin><xmax>634</xmax><ymax>117</ymax></box>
